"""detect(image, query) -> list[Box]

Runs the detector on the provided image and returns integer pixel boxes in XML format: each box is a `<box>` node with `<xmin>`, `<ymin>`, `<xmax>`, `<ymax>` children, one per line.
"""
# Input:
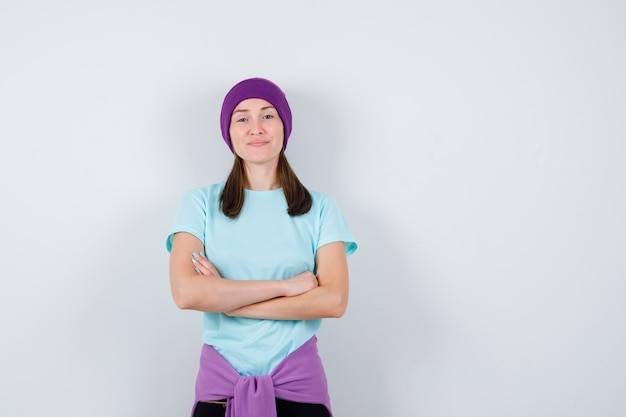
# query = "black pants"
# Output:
<box><xmin>193</xmin><ymin>398</ymin><xmax>331</xmax><ymax>417</ymax></box>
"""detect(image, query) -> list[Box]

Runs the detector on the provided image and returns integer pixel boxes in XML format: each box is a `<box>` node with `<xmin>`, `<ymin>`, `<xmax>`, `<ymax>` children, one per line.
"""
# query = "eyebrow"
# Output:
<box><xmin>232</xmin><ymin>105</ymin><xmax>276</xmax><ymax>114</ymax></box>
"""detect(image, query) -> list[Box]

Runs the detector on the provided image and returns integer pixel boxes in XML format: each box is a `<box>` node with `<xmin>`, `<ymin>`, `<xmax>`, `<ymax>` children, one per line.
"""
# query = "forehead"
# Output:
<box><xmin>233</xmin><ymin>98</ymin><xmax>274</xmax><ymax>112</ymax></box>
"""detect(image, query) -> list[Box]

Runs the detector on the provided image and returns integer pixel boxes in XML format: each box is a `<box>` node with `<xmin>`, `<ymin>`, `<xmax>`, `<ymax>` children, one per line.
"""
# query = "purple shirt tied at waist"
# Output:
<box><xmin>193</xmin><ymin>336</ymin><xmax>333</xmax><ymax>417</ymax></box>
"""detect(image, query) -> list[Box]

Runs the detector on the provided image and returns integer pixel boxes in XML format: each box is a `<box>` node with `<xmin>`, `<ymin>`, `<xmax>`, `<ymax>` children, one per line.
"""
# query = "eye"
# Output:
<box><xmin>235</xmin><ymin>117</ymin><xmax>248</xmax><ymax>123</ymax></box>
<box><xmin>262</xmin><ymin>114</ymin><xmax>274</xmax><ymax>120</ymax></box>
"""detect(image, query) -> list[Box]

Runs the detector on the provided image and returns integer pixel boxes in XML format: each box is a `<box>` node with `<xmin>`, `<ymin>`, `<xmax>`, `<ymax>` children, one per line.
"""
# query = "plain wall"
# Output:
<box><xmin>1</xmin><ymin>1</ymin><xmax>625</xmax><ymax>416</ymax></box>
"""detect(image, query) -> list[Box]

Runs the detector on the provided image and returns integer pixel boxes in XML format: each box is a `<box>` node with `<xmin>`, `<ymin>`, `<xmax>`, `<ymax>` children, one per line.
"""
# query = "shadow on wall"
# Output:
<box><xmin>282</xmin><ymin>89</ymin><xmax>342</xmax><ymax>193</ymax></box>
<box><xmin>317</xmin><ymin>203</ymin><xmax>439</xmax><ymax>416</ymax></box>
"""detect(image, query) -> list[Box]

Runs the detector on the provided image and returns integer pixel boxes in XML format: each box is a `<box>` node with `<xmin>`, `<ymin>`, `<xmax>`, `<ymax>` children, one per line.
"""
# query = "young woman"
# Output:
<box><xmin>166</xmin><ymin>77</ymin><xmax>357</xmax><ymax>417</ymax></box>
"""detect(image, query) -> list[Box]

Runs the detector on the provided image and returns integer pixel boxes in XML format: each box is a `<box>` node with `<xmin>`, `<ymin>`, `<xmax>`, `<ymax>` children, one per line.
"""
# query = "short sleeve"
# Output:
<box><xmin>317</xmin><ymin>195</ymin><xmax>358</xmax><ymax>256</ymax></box>
<box><xmin>165</xmin><ymin>189</ymin><xmax>208</xmax><ymax>252</ymax></box>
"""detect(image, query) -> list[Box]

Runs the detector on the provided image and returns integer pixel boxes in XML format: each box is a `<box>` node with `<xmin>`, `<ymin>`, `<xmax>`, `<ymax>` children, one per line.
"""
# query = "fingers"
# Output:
<box><xmin>283</xmin><ymin>271</ymin><xmax>318</xmax><ymax>297</ymax></box>
<box><xmin>192</xmin><ymin>252</ymin><xmax>219</xmax><ymax>276</ymax></box>
<box><xmin>303</xmin><ymin>271</ymin><xmax>319</xmax><ymax>288</ymax></box>
<box><xmin>191</xmin><ymin>252</ymin><xmax>203</xmax><ymax>273</ymax></box>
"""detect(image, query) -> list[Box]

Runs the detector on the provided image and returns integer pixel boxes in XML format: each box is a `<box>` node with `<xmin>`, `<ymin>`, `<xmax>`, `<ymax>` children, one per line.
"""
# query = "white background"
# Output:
<box><xmin>1</xmin><ymin>1</ymin><xmax>625</xmax><ymax>416</ymax></box>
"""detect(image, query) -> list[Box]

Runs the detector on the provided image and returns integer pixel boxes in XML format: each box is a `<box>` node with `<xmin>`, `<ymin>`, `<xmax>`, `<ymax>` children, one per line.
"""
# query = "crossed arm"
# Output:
<box><xmin>168</xmin><ymin>232</ymin><xmax>349</xmax><ymax>320</ymax></box>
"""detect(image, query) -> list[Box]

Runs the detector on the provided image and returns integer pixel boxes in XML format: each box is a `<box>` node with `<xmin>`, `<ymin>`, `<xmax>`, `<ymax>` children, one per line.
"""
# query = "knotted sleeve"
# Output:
<box><xmin>192</xmin><ymin>337</ymin><xmax>332</xmax><ymax>417</ymax></box>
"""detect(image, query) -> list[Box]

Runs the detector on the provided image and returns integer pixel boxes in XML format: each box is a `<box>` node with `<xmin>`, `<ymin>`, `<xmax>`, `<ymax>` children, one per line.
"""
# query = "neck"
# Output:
<box><xmin>243</xmin><ymin>162</ymin><xmax>280</xmax><ymax>191</ymax></box>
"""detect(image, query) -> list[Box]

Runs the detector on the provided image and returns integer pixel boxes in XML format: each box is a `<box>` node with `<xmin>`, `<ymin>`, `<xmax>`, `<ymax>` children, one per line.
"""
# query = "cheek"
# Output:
<box><xmin>271</xmin><ymin>124</ymin><xmax>284</xmax><ymax>141</ymax></box>
<box><xmin>229</xmin><ymin>126</ymin><xmax>243</xmax><ymax>141</ymax></box>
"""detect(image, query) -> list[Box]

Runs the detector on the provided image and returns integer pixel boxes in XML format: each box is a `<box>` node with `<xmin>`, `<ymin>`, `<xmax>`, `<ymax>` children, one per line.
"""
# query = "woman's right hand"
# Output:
<box><xmin>283</xmin><ymin>271</ymin><xmax>318</xmax><ymax>297</ymax></box>
<box><xmin>192</xmin><ymin>252</ymin><xmax>222</xmax><ymax>278</ymax></box>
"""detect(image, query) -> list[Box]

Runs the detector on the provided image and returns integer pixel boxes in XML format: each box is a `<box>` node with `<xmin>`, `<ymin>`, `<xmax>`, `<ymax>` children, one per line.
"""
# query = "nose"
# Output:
<box><xmin>250</xmin><ymin>118</ymin><xmax>263</xmax><ymax>135</ymax></box>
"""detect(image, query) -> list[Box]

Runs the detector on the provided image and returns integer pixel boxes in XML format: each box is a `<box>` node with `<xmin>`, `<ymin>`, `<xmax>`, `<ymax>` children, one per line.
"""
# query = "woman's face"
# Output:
<box><xmin>229</xmin><ymin>98</ymin><xmax>284</xmax><ymax>166</ymax></box>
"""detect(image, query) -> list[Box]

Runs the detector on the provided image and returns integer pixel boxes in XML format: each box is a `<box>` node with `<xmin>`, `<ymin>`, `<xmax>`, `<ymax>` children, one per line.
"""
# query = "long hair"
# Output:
<box><xmin>219</xmin><ymin>151</ymin><xmax>312</xmax><ymax>219</ymax></box>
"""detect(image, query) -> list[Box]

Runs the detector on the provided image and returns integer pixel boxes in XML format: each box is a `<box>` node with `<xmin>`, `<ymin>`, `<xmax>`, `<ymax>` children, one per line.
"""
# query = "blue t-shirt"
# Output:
<box><xmin>166</xmin><ymin>181</ymin><xmax>357</xmax><ymax>375</ymax></box>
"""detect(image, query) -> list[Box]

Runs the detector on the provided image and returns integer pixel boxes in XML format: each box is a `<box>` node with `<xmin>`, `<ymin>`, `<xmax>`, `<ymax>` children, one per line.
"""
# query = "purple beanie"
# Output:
<box><xmin>220</xmin><ymin>77</ymin><xmax>293</xmax><ymax>153</ymax></box>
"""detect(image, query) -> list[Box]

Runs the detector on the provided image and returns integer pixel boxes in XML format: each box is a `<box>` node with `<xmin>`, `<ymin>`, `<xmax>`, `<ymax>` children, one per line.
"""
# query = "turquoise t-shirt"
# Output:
<box><xmin>166</xmin><ymin>181</ymin><xmax>357</xmax><ymax>376</ymax></box>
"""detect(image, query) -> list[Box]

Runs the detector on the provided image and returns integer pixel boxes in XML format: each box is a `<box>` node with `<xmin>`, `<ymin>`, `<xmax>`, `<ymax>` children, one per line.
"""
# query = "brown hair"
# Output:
<box><xmin>219</xmin><ymin>151</ymin><xmax>312</xmax><ymax>219</ymax></box>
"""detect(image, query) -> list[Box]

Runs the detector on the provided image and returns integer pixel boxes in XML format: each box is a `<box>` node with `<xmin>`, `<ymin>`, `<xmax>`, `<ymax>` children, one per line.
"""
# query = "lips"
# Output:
<box><xmin>248</xmin><ymin>140</ymin><xmax>269</xmax><ymax>147</ymax></box>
